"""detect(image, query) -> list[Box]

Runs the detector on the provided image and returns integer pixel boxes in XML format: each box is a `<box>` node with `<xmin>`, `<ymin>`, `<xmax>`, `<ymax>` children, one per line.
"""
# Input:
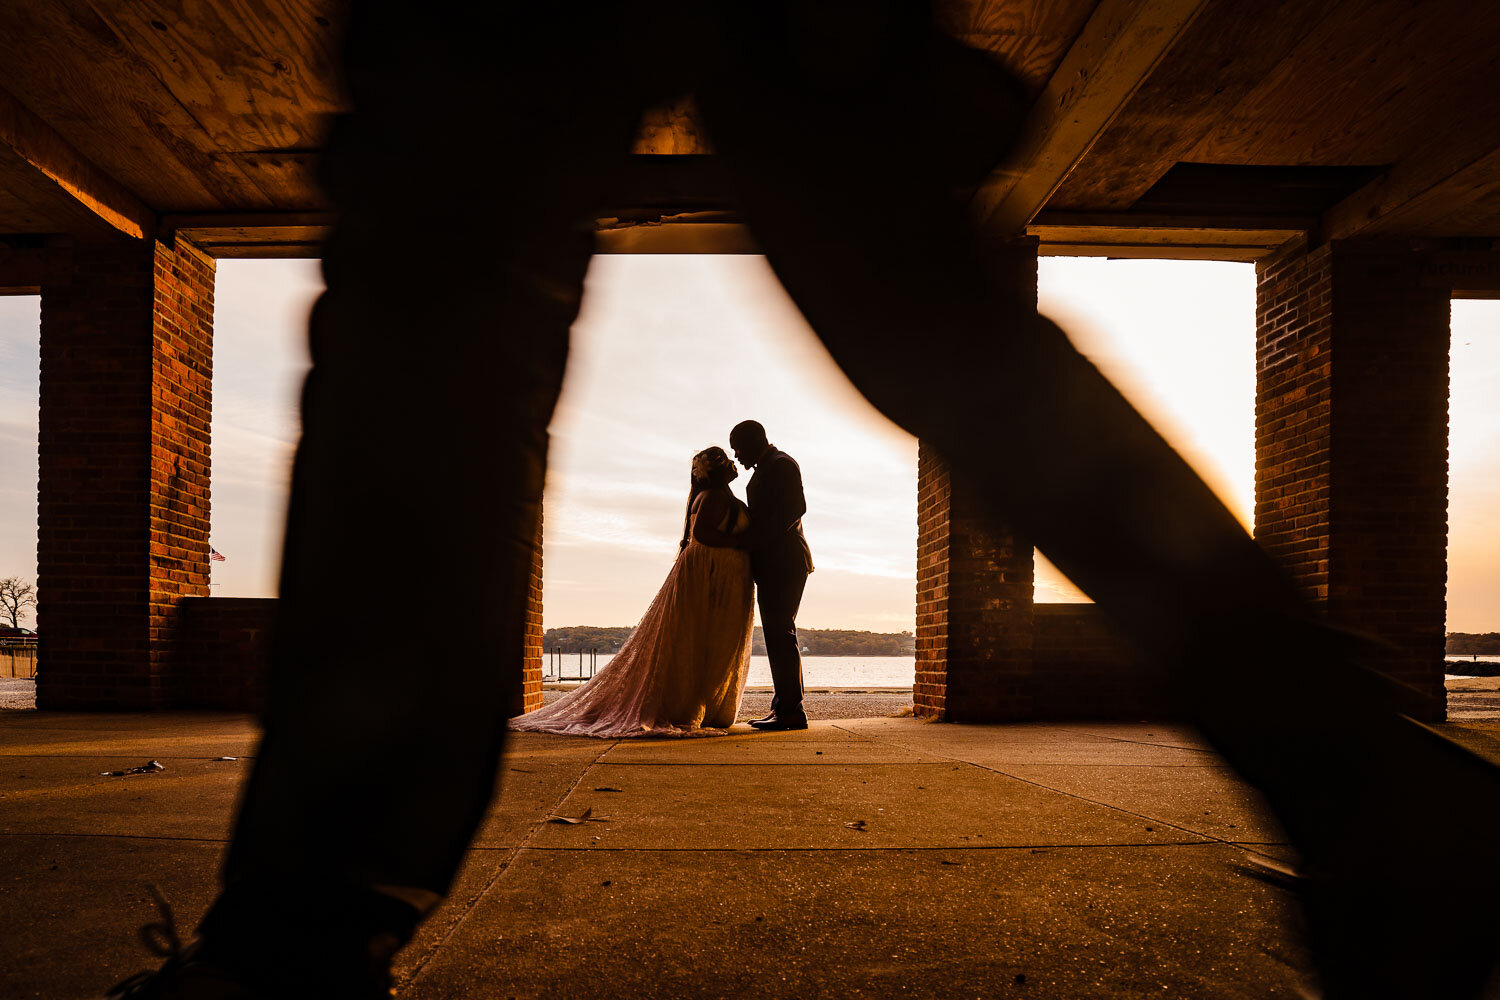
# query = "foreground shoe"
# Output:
<box><xmin>106</xmin><ymin>934</ymin><xmax>400</xmax><ymax>1000</ymax></box>
<box><xmin>105</xmin><ymin>941</ymin><xmax>267</xmax><ymax>1000</ymax></box>
<box><xmin>104</xmin><ymin>890</ymin><xmax>269</xmax><ymax>1000</ymax></box>
<box><xmin>748</xmin><ymin>714</ymin><xmax>808</xmax><ymax>731</ymax></box>
<box><xmin>105</xmin><ymin>887</ymin><xmax>402</xmax><ymax>1000</ymax></box>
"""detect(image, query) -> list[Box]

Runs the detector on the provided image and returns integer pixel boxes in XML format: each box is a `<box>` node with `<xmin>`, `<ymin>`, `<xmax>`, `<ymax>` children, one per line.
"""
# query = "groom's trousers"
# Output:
<box><xmin>212</xmin><ymin>3</ymin><xmax>1500</xmax><ymax>995</ymax></box>
<box><xmin>755</xmin><ymin>561</ymin><xmax>809</xmax><ymax>725</ymax></box>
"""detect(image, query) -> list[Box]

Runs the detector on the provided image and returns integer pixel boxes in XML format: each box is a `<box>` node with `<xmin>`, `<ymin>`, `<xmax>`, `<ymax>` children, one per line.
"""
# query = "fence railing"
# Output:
<box><xmin>548</xmin><ymin>646</ymin><xmax>599</xmax><ymax>682</ymax></box>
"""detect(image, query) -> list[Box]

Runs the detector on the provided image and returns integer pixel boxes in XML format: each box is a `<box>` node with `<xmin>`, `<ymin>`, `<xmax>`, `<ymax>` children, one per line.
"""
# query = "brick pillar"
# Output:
<box><xmin>520</xmin><ymin>502</ymin><xmax>544</xmax><ymax>714</ymax></box>
<box><xmin>915</xmin><ymin>445</ymin><xmax>1035</xmax><ymax>721</ymax></box>
<box><xmin>1255</xmin><ymin>240</ymin><xmax>1449</xmax><ymax>720</ymax></box>
<box><xmin>913</xmin><ymin>239</ymin><xmax>1039</xmax><ymax>722</ymax></box>
<box><xmin>37</xmin><ymin>239</ymin><xmax>214</xmax><ymax>710</ymax></box>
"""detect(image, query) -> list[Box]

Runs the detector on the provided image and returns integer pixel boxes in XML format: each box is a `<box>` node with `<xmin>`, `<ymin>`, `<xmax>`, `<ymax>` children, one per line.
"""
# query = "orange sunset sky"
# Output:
<box><xmin>0</xmin><ymin>255</ymin><xmax>1496</xmax><ymax>633</ymax></box>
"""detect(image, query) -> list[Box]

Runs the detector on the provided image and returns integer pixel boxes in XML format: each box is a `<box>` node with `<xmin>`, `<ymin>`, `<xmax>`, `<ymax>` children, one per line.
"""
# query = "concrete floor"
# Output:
<box><xmin>3</xmin><ymin>711</ymin><xmax>1499</xmax><ymax>999</ymax></box>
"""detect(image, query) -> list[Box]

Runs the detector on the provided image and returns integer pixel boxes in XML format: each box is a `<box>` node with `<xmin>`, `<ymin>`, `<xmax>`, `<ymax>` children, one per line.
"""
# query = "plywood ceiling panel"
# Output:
<box><xmin>936</xmin><ymin>0</ymin><xmax>1099</xmax><ymax>92</ymax></box>
<box><xmin>1189</xmin><ymin>0</ymin><xmax>1500</xmax><ymax>167</ymax></box>
<box><xmin>86</xmin><ymin>0</ymin><xmax>344</xmax><ymax>153</ymax></box>
<box><xmin>0</xmin><ymin>0</ymin><xmax>340</xmax><ymax>214</ymax></box>
<box><xmin>1047</xmin><ymin>0</ymin><xmax>1343</xmax><ymax>210</ymax></box>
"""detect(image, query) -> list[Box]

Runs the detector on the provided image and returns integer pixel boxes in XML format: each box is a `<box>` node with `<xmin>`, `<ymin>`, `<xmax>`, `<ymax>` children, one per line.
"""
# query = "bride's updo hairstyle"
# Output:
<box><xmin>680</xmin><ymin>446</ymin><xmax>738</xmax><ymax>549</ymax></box>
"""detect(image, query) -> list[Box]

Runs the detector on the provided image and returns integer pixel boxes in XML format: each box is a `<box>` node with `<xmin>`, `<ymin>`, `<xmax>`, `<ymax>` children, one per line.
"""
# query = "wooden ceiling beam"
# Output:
<box><xmin>1037</xmin><ymin>243</ymin><xmax>1274</xmax><ymax>262</ymax></box>
<box><xmin>1324</xmin><ymin>141</ymin><xmax>1500</xmax><ymax>242</ymax></box>
<box><xmin>1025</xmin><ymin>210</ymin><xmax>1309</xmax><ymax>261</ymax></box>
<box><xmin>1032</xmin><ymin>210</ymin><xmax>1315</xmax><ymax>232</ymax></box>
<box><xmin>0</xmin><ymin>246</ymin><xmax>48</xmax><ymax>293</ymax></box>
<box><xmin>970</xmin><ymin>0</ymin><xmax>1210</xmax><ymax>238</ymax></box>
<box><xmin>0</xmin><ymin>85</ymin><xmax>154</xmax><ymax>241</ymax></box>
<box><xmin>160</xmin><ymin>212</ymin><xmax>334</xmax><ymax>259</ymax></box>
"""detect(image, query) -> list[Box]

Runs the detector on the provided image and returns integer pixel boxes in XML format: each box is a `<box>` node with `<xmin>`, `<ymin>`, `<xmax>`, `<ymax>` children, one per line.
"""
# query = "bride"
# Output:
<box><xmin>510</xmin><ymin>446</ymin><xmax>754</xmax><ymax>737</ymax></box>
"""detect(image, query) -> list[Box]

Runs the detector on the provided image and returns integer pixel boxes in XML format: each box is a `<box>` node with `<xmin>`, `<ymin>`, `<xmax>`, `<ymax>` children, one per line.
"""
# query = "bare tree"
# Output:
<box><xmin>0</xmin><ymin>577</ymin><xmax>37</xmax><ymax>629</ymax></box>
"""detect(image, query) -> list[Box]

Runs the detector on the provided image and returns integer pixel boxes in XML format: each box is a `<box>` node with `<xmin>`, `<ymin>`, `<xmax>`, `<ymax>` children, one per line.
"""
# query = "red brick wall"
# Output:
<box><xmin>1255</xmin><ymin>242</ymin><xmax>1334</xmax><ymax>604</ymax></box>
<box><xmin>914</xmin><ymin>442</ymin><xmax>951</xmax><ymax>718</ymax></box>
<box><xmin>915</xmin><ymin>445</ymin><xmax>1035</xmax><ymax>721</ymax></box>
<box><xmin>521</xmin><ymin>507</ymin><xmax>544</xmax><ymax>714</ymax></box>
<box><xmin>150</xmin><ymin>241</ymin><xmax>215</xmax><ymax>698</ymax></box>
<box><xmin>915</xmin><ymin>240</ymin><xmax>1040</xmax><ymax>722</ymax></box>
<box><xmin>37</xmin><ymin>239</ymin><xmax>213</xmax><ymax>710</ymax></box>
<box><xmin>1255</xmin><ymin>241</ymin><xmax>1449</xmax><ymax>719</ymax></box>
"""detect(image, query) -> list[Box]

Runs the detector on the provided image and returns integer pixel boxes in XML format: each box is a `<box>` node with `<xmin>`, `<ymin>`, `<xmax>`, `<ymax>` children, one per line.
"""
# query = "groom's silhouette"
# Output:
<box><xmin>730</xmin><ymin>420</ymin><xmax>814</xmax><ymax>731</ymax></box>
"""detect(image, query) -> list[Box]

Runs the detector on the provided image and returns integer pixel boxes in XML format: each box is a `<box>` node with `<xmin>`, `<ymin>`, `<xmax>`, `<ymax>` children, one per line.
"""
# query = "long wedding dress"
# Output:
<box><xmin>510</xmin><ymin>495</ymin><xmax>754</xmax><ymax>737</ymax></box>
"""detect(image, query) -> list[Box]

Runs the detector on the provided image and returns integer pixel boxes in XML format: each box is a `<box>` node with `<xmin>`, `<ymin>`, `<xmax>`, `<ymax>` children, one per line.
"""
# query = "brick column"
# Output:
<box><xmin>914</xmin><ymin>239</ymin><xmax>1040</xmax><ymax>722</ymax></box>
<box><xmin>37</xmin><ymin>239</ymin><xmax>214</xmax><ymax>710</ymax></box>
<box><xmin>1255</xmin><ymin>240</ymin><xmax>1449</xmax><ymax>719</ymax></box>
<box><xmin>914</xmin><ymin>444</ymin><xmax>951</xmax><ymax>718</ymax></box>
<box><xmin>916</xmin><ymin>445</ymin><xmax>1036</xmax><ymax>721</ymax></box>
<box><xmin>520</xmin><ymin>503</ymin><xmax>544</xmax><ymax>714</ymax></box>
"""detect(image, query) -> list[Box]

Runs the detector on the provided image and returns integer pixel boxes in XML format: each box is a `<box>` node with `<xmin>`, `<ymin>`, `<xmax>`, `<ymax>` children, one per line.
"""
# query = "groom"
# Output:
<box><xmin>730</xmin><ymin>420</ymin><xmax>814</xmax><ymax>732</ymax></box>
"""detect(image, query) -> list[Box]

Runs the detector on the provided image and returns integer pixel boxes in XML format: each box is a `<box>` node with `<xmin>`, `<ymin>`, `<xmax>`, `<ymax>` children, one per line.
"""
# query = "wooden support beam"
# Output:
<box><xmin>1033</xmin><ymin>211</ymin><xmax>1315</xmax><ymax>233</ymax></box>
<box><xmin>970</xmin><ymin>0</ymin><xmax>1209</xmax><ymax>239</ymax></box>
<box><xmin>594</xmin><ymin>212</ymin><xmax>757</xmax><ymax>254</ymax></box>
<box><xmin>160</xmin><ymin>212</ymin><xmax>334</xmax><ymax>259</ymax></box>
<box><xmin>1324</xmin><ymin>142</ymin><xmax>1500</xmax><ymax>242</ymax></box>
<box><xmin>0</xmin><ymin>247</ymin><xmax>48</xmax><ymax>293</ymax></box>
<box><xmin>0</xmin><ymin>86</ymin><xmax>155</xmax><ymax>241</ymax></box>
<box><xmin>1038</xmin><ymin>242</ymin><xmax>1275</xmax><ymax>262</ymax></box>
<box><xmin>1027</xmin><ymin>210</ymin><xmax>1309</xmax><ymax>261</ymax></box>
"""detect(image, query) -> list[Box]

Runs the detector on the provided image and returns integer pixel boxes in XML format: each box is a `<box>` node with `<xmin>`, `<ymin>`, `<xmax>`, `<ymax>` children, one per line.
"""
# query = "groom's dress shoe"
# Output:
<box><xmin>749</xmin><ymin>714</ymin><xmax>808</xmax><ymax>731</ymax></box>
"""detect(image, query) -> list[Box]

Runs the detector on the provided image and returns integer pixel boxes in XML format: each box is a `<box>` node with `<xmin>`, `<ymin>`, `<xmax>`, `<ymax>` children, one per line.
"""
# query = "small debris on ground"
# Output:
<box><xmin>547</xmin><ymin>807</ymin><xmax>610</xmax><ymax>824</ymax></box>
<box><xmin>99</xmin><ymin>760</ymin><xmax>164</xmax><ymax>777</ymax></box>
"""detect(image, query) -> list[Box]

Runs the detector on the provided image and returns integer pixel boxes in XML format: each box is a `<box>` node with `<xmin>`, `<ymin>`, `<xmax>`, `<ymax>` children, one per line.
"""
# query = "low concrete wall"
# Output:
<box><xmin>165</xmin><ymin>597</ymin><xmax>1170</xmax><ymax>719</ymax></box>
<box><xmin>1032</xmin><ymin>604</ymin><xmax>1171</xmax><ymax>719</ymax></box>
<box><xmin>1</xmin><ymin>646</ymin><xmax>36</xmax><ymax>679</ymax></box>
<box><xmin>175</xmin><ymin>597</ymin><xmax>275</xmax><ymax>711</ymax></box>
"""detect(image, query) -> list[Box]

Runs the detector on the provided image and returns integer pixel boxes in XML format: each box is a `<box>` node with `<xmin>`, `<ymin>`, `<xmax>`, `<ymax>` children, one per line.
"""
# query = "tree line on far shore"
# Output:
<box><xmin>543</xmin><ymin>626</ymin><xmax>916</xmax><ymax>657</ymax></box>
<box><xmin>1447</xmin><ymin>633</ymin><xmax>1500</xmax><ymax>654</ymax></box>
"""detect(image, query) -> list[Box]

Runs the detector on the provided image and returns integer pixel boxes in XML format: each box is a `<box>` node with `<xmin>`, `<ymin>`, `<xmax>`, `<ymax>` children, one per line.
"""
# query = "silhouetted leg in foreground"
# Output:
<box><xmin>110</xmin><ymin>4</ymin><xmax>1500</xmax><ymax>999</ymax></box>
<box><xmin>697</xmin><ymin>15</ymin><xmax>1500</xmax><ymax>999</ymax></box>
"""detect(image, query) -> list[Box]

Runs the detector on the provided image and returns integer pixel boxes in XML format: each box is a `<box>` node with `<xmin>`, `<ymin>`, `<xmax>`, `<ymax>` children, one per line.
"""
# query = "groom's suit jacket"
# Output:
<box><xmin>744</xmin><ymin>446</ymin><xmax>814</xmax><ymax>583</ymax></box>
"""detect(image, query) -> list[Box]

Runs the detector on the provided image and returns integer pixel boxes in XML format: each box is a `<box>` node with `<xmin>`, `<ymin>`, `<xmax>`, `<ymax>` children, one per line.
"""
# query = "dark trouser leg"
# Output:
<box><xmin>699</xmin><ymin>9</ymin><xmax>1500</xmax><ymax>997</ymax></box>
<box><xmin>758</xmin><ymin>568</ymin><xmax>809</xmax><ymax>722</ymax></box>
<box><xmin>206</xmin><ymin>2</ymin><xmax>648</xmax><ymax>966</ymax></box>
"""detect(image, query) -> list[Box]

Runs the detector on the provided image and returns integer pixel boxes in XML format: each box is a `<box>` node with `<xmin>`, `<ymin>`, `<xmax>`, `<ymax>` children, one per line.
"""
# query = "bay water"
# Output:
<box><xmin>547</xmin><ymin>653</ymin><xmax>917</xmax><ymax>688</ymax></box>
<box><xmin>547</xmin><ymin>652</ymin><xmax>1500</xmax><ymax>688</ymax></box>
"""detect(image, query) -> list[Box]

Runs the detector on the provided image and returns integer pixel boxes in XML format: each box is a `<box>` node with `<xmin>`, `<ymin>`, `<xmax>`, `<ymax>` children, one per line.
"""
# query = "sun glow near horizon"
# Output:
<box><xmin>3</xmin><ymin>255</ymin><xmax>1495</xmax><ymax>635</ymax></box>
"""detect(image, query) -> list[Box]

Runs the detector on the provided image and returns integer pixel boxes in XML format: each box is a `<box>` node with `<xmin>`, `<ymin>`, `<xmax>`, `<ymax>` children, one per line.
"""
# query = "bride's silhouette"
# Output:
<box><xmin>511</xmin><ymin>447</ymin><xmax>753</xmax><ymax>737</ymax></box>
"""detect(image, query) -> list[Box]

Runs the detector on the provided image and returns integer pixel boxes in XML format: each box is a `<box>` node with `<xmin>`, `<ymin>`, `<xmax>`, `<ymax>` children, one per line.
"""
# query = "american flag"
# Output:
<box><xmin>210</xmin><ymin>547</ymin><xmax>226</xmax><ymax>562</ymax></box>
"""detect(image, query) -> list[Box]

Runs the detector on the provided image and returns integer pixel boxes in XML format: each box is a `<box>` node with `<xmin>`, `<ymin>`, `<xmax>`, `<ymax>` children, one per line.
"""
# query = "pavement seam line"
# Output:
<box><xmin>831</xmin><ymin>722</ymin><xmax>1288</xmax><ymax>862</ymax></box>
<box><xmin>1087</xmin><ymin>734</ymin><xmax>1221</xmax><ymax>753</ymax></box>
<box><xmin>0</xmin><ymin>831</ymin><xmax>231</xmax><ymax>843</ymax></box>
<box><xmin>402</xmin><ymin>737</ymin><xmax>620</xmax><ymax>987</ymax></box>
<box><xmin>507</xmin><ymin>841</ymin><xmax>1274</xmax><ymax>853</ymax></box>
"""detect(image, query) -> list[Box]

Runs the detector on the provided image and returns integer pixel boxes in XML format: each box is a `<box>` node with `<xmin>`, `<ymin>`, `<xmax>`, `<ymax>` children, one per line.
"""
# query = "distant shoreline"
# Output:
<box><xmin>544</xmin><ymin>625</ymin><xmax>917</xmax><ymax>658</ymax></box>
